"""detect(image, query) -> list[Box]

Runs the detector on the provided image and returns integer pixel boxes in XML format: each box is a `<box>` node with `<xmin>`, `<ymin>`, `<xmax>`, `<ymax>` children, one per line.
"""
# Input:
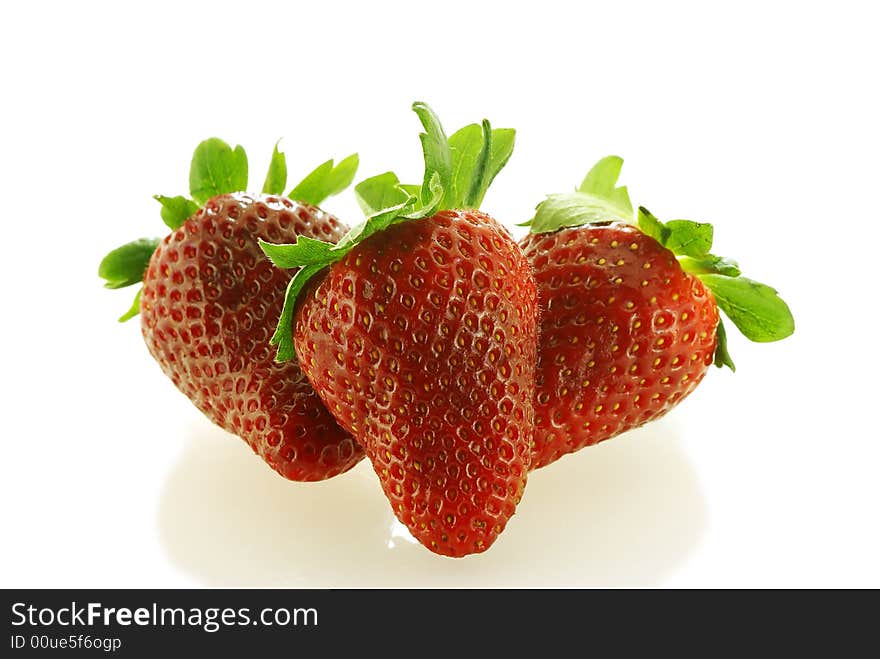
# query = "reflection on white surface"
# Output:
<box><xmin>158</xmin><ymin>420</ymin><xmax>707</xmax><ymax>587</ymax></box>
<box><xmin>387</xmin><ymin>518</ymin><xmax>418</xmax><ymax>549</ymax></box>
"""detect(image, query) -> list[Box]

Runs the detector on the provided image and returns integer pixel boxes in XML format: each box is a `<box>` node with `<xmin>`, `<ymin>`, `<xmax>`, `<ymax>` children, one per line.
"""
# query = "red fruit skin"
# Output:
<box><xmin>141</xmin><ymin>193</ymin><xmax>364</xmax><ymax>481</ymax></box>
<box><xmin>519</xmin><ymin>222</ymin><xmax>719</xmax><ymax>469</ymax></box>
<box><xmin>295</xmin><ymin>210</ymin><xmax>538</xmax><ymax>557</ymax></box>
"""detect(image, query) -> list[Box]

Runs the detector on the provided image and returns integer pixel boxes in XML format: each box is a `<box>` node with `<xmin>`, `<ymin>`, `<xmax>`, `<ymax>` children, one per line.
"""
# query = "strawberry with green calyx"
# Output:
<box><xmin>519</xmin><ymin>156</ymin><xmax>794</xmax><ymax>469</ymax></box>
<box><xmin>99</xmin><ymin>139</ymin><xmax>364</xmax><ymax>482</ymax></box>
<box><xmin>262</xmin><ymin>103</ymin><xmax>536</xmax><ymax>557</ymax></box>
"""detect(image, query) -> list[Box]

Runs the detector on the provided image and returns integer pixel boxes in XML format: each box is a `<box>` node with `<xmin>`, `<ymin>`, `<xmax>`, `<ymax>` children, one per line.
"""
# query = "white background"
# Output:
<box><xmin>2</xmin><ymin>1</ymin><xmax>877</xmax><ymax>588</ymax></box>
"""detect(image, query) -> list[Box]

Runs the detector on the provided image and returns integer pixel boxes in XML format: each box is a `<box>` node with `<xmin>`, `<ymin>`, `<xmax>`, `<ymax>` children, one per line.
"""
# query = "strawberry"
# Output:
<box><xmin>98</xmin><ymin>139</ymin><xmax>364</xmax><ymax>481</ymax></box>
<box><xmin>262</xmin><ymin>104</ymin><xmax>536</xmax><ymax>556</ymax></box>
<box><xmin>520</xmin><ymin>157</ymin><xmax>795</xmax><ymax>469</ymax></box>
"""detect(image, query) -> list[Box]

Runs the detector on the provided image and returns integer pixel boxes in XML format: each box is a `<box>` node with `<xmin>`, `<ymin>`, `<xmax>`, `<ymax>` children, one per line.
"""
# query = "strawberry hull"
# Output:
<box><xmin>141</xmin><ymin>193</ymin><xmax>363</xmax><ymax>481</ymax></box>
<box><xmin>520</xmin><ymin>223</ymin><xmax>718</xmax><ymax>469</ymax></box>
<box><xmin>295</xmin><ymin>210</ymin><xmax>538</xmax><ymax>556</ymax></box>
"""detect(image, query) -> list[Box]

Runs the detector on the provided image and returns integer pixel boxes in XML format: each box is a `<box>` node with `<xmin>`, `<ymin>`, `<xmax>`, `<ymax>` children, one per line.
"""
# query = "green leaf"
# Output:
<box><xmin>578</xmin><ymin>155</ymin><xmax>622</xmax><ymax>194</ymax></box>
<box><xmin>262</xmin><ymin>142</ymin><xmax>288</xmax><ymax>195</ymax></box>
<box><xmin>153</xmin><ymin>195</ymin><xmax>199</xmax><ymax>231</ymax></box>
<box><xmin>326</xmin><ymin>154</ymin><xmax>359</xmax><ymax>197</ymax></box>
<box><xmin>98</xmin><ymin>238</ymin><xmax>160</xmax><ymax>289</ymax></box>
<box><xmin>464</xmin><ymin>120</ymin><xmax>492</xmax><ymax>208</ymax></box>
<box><xmin>530</xmin><ymin>192</ymin><xmax>632</xmax><ymax>234</ymax></box>
<box><xmin>448</xmin><ymin>123</ymin><xmax>483</xmax><ymax>209</ymax></box>
<box><xmin>270</xmin><ymin>262</ymin><xmax>328</xmax><ymax>362</ymax></box>
<box><xmin>288</xmin><ymin>154</ymin><xmax>359</xmax><ymax>206</ymax></box>
<box><xmin>637</xmin><ymin>206</ymin><xmax>670</xmax><ymax>244</ymax></box>
<box><xmin>699</xmin><ymin>274</ymin><xmax>795</xmax><ymax>343</ymax></box>
<box><xmin>287</xmin><ymin>159</ymin><xmax>333</xmax><ymax>206</ymax></box>
<box><xmin>527</xmin><ymin>155</ymin><xmax>630</xmax><ymax>234</ymax></box>
<box><xmin>354</xmin><ymin>172</ymin><xmax>410</xmax><ymax>217</ymax></box>
<box><xmin>447</xmin><ymin>123</ymin><xmax>515</xmax><ymax>210</ymax></box>
<box><xmin>403</xmin><ymin>171</ymin><xmax>443</xmax><ymax>220</ymax></box>
<box><xmin>289</xmin><ymin>159</ymin><xmax>332</xmax><ymax>203</ymax></box>
<box><xmin>189</xmin><ymin>138</ymin><xmax>248</xmax><ymax>205</ymax></box>
<box><xmin>578</xmin><ymin>155</ymin><xmax>633</xmax><ymax>216</ymax></box>
<box><xmin>664</xmin><ymin>220</ymin><xmax>713</xmax><ymax>257</ymax></box>
<box><xmin>334</xmin><ymin>194</ymin><xmax>418</xmax><ymax>253</ymax></box>
<box><xmin>713</xmin><ymin>318</ymin><xmax>735</xmax><ymax>371</ymax></box>
<box><xmin>639</xmin><ymin>208</ymin><xmax>714</xmax><ymax>258</ymax></box>
<box><xmin>358</xmin><ymin>105</ymin><xmax>510</xmax><ymax>216</ymax></box>
<box><xmin>486</xmin><ymin>128</ymin><xmax>515</xmax><ymax>194</ymax></box>
<box><xmin>679</xmin><ymin>254</ymin><xmax>741</xmax><ymax>277</ymax></box>
<box><xmin>412</xmin><ymin>101</ymin><xmax>453</xmax><ymax>207</ymax></box>
<box><xmin>118</xmin><ymin>288</ymin><xmax>142</xmax><ymax>323</ymax></box>
<box><xmin>259</xmin><ymin>236</ymin><xmax>336</xmax><ymax>269</ymax></box>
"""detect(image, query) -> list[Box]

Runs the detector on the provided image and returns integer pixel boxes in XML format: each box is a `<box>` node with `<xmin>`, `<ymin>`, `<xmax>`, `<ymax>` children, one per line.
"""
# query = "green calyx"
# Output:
<box><xmin>260</xmin><ymin>101</ymin><xmax>516</xmax><ymax>362</ymax></box>
<box><xmin>99</xmin><ymin>138</ymin><xmax>358</xmax><ymax>322</ymax></box>
<box><xmin>524</xmin><ymin>156</ymin><xmax>634</xmax><ymax>232</ymax></box>
<box><xmin>530</xmin><ymin>157</ymin><xmax>795</xmax><ymax>370</ymax></box>
<box><xmin>638</xmin><ymin>205</ymin><xmax>794</xmax><ymax>370</ymax></box>
<box><xmin>98</xmin><ymin>238</ymin><xmax>161</xmax><ymax>289</ymax></box>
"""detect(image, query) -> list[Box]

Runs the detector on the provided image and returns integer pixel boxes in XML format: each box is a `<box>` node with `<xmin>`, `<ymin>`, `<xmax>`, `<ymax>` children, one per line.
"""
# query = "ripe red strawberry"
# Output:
<box><xmin>262</xmin><ymin>104</ymin><xmax>536</xmax><ymax>556</ymax></box>
<box><xmin>520</xmin><ymin>157</ymin><xmax>794</xmax><ymax>469</ymax></box>
<box><xmin>99</xmin><ymin>139</ymin><xmax>364</xmax><ymax>481</ymax></box>
<box><xmin>521</xmin><ymin>222</ymin><xmax>718</xmax><ymax>467</ymax></box>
